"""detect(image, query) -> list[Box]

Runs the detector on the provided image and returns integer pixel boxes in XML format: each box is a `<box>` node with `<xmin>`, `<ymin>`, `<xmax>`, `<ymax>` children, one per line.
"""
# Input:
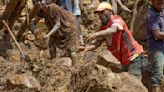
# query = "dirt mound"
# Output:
<box><xmin>72</xmin><ymin>64</ymin><xmax>148</xmax><ymax>92</ymax></box>
<box><xmin>0</xmin><ymin>40</ymin><xmax>149</xmax><ymax>92</ymax></box>
<box><xmin>0</xmin><ymin>49</ymin><xmax>73</xmax><ymax>92</ymax></box>
<box><xmin>0</xmin><ymin>0</ymin><xmax>154</xmax><ymax>92</ymax></box>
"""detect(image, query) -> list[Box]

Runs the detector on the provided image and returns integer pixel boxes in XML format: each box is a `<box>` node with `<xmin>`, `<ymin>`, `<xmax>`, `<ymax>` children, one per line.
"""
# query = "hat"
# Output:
<box><xmin>94</xmin><ymin>2</ymin><xmax>113</xmax><ymax>13</ymax></box>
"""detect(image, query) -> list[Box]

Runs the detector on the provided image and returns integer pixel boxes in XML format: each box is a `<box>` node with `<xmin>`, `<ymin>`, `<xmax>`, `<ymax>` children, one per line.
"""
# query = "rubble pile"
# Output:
<box><xmin>0</xmin><ymin>0</ymin><xmax>158</xmax><ymax>92</ymax></box>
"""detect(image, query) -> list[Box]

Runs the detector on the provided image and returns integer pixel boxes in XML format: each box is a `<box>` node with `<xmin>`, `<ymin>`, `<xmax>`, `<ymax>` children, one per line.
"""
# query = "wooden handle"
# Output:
<box><xmin>2</xmin><ymin>20</ymin><xmax>25</xmax><ymax>58</ymax></box>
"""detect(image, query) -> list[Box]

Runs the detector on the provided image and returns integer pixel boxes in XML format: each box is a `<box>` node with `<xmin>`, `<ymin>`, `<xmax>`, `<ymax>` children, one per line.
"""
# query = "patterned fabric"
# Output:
<box><xmin>127</xmin><ymin>53</ymin><xmax>148</xmax><ymax>80</ymax></box>
<box><xmin>36</xmin><ymin>4</ymin><xmax>79</xmax><ymax>49</ymax></box>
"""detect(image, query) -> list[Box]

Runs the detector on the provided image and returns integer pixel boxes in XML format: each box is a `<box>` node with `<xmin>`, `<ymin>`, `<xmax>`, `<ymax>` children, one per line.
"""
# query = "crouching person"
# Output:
<box><xmin>79</xmin><ymin>2</ymin><xmax>147</xmax><ymax>80</ymax></box>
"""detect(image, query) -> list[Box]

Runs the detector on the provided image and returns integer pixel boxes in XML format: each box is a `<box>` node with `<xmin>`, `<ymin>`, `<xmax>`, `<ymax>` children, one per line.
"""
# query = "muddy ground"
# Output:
<box><xmin>0</xmin><ymin>0</ymin><xmax>160</xmax><ymax>92</ymax></box>
<box><xmin>0</xmin><ymin>38</ymin><xmax>149</xmax><ymax>92</ymax></box>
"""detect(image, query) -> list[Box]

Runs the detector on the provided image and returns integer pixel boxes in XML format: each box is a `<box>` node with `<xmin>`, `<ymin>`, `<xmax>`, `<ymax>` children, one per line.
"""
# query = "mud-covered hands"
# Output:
<box><xmin>77</xmin><ymin>45</ymin><xmax>93</xmax><ymax>55</ymax></box>
<box><xmin>86</xmin><ymin>33</ymin><xmax>98</xmax><ymax>42</ymax></box>
<box><xmin>78</xmin><ymin>46</ymin><xmax>88</xmax><ymax>52</ymax></box>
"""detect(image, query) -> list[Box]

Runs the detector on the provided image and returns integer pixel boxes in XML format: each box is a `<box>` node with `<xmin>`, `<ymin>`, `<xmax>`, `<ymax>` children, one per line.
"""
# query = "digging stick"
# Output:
<box><xmin>2</xmin><ymin>20</ymin><xmax>26</xmax><ymax>59</ymax></box>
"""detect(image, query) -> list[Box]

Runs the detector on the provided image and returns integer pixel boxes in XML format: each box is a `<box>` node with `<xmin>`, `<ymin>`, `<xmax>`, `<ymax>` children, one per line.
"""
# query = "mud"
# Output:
<box><xmin>0</xmin><ymin>0</ymin><xmax>158</xmax><ymax>92</ymax></box>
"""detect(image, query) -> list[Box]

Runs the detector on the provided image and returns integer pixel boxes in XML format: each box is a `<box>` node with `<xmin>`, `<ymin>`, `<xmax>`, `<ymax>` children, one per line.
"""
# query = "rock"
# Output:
<box><xmin>34</xmin><ymin>29</ymin><xmax>48</xmax><ymax>50</ymax></box>
<box><xmin>25</xmin><ymin>31</ymin><xmax>35</xmax><ymax>41</ymax></box>
<box><xmin>52</xmin><ymin>57</ymin><xmax>73</xmax><ymax>68</ymax></box>
<box><xmin>8</xmin><ymin>74</ymin><xmax>40</xmax><ymax>89</ymax></box>
<box><xmin>0</xmin><ymin>77</ymin><xmax>7</xmax><ymax>86</ymax></box>
<box><xmin>23</xmin><ymin>75</ymin><xmax>40</xmax><ymax>89</ymax></box>
<box><xmin>80</xmin><ymin>0</ymin><xmax>101</xmax><ymax>32</ymax></box>
<box><xmin>72</xmin><ymin>64</ymin><xmax>148</xmax><ymax>92</ymax></box>
<box><xmin>97</xmin><ymin>51</ymin><xmax>122</xmax><ymax>73</ymax></box>
<box><xmin>0</xmin><ymin>38</ymin><xmax>12</xmax><ymax>57</ymax></box>
<box><xmin>0</xmin><ymin>86</ymin><xmax>5</xmax><ymax>91</ymax></box>
<box><xmin>25</xmin><ymin>47</ymin><xmax>40</xmax><ymax>61</ymax></box>
<box><xmin>57</xmin><ymin>57</ymin><xmax>72</xmax><ymax>67</ymax></box>
<box><xmin>119</xmin><ymin>72</ymin><xmax>148</xmax><ymax>92</ymax></box>
<box><xmin>21</xmin><ymin>0</ymin><xmax>34</xmax><ymax>16</ymax></box>
<box><xmin>27</xmin><ymin>0</ymin><xmax>33</xmax><ymax>9</ymax></box>
<box><xmin>0</xmin><ymin>56</ymin><xmax>5</xmax><ymax>62</ymax></box>
<box><xmin>48</xmin><ymin>58</ymin><xmax>73</xmax><ymax>92</ymax></box>
<box><xmin>6</xmin><ymin>50</ymin><xmax>21</xmax><ymax>63</ymax></box>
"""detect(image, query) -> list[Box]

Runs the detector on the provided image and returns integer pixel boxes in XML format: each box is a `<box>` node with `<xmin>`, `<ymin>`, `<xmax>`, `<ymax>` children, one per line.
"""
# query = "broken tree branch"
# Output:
<box><xmin>130</xmin><ymin>0</ymin><xmax>139</xmax><ymax>33</ymax></box>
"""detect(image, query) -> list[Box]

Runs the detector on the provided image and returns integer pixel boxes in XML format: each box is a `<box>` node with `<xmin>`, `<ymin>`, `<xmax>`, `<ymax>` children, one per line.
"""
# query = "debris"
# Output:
<box><xmin>0</xmin><ymin>0</ymin><xmax>155</xmax><ymax>92</ymax></box>
<box><xmin>2</xmin><ymin>20</ymin><xmax>26</xmax><ymax>60</ymax></box>
<box><xmin>6</xmin><ymin>50</ymin><xmax>21</xmax><ymax>63</ymax></box>
<box><xmin>72</xmin><ymin>64</ymin><xmax>148</xmax><ymax>92</ymax></box>
<box><xmin>97</xmin><ymin>51</ymin><xmax>122</xmax><ymax>73</ymax></box>
<box><xmin>56</xmin><ymin>57</ymin><xmax>73</xmax><ymax>67</ymax></box>
<box><xmin>8</xmin><ymin>74</ymin><xmax>40</xmax><ymax>89</ymax></box>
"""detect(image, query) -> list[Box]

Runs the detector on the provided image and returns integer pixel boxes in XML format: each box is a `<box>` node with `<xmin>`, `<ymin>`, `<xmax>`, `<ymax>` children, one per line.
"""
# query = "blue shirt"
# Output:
<box><xmin>146</xmin><ymin>6</ymin><xmax>164</xmax><ymax>52</ymax></box>
<box><xmin>75</xmin><ymin>0</ymin><xmax>81</xmax><ymax>15</ymax></box>
<box><xmin>56</xmin><ymin>0</ymin><xmax>73</xmax><ymax>13</ymax></box>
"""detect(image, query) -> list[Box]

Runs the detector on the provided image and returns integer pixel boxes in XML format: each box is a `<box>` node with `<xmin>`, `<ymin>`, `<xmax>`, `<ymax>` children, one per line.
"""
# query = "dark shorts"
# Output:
<box><xmin>148</xmin><ymin>51</ymin><xmax>164</xmax><ymax>87</ymax></box>
<box><xmin>124</xmin><ymin>54</ymin><xmax>148</xmax><ymax>80</ymax></box>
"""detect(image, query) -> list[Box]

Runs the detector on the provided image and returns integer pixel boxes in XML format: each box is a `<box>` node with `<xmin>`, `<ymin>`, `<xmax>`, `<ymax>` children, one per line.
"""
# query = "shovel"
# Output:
<box><xmin>2</xmin><ymin>20</ymin><xmax>26</xmax><ymax>60</ymax></box>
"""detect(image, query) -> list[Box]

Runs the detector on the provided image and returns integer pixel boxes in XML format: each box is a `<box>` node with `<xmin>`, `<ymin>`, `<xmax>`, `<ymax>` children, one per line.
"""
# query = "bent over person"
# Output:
<box><xmin>79</xmin><ymin>2</ymin><xmax>147</xmax><ymax>80</ymax></box>
<box><xmin>17</xmin><ymin>0</ymin><xmax>79</xmax><ymax>59</ymax></box>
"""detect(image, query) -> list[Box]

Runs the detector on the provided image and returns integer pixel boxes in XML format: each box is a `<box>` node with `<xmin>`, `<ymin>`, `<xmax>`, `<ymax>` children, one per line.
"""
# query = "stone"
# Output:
<box><xmin>0</xmin><ymin>56</ymin><xmax>5</xmax><ymax>62</ymax></box>
<box><xmin>8</xmin><ymin>74</ymin><xmax>40</xmax><ymax>89</ymax></box>
<box><xmin>97</xmin><ymin>51</ymin><xmax>122</xmax><ymax>73</ymax></box>
<box><xmin>72</xmin><ymin>64</ymin><xmax>148</xmax><ymax>92</ymax></box>
<box><xmin>59</xmin><ymin>58</ymin><xmax>72</xmax><ymax>67</ymax></box>
<box><xmin>54</xmin><ymin>57</ymin><xmax>72</xmax><ymax>67</ymax></box>
<box><xmin>6</xmin><ymin>50</ymin><xmax>21</xmax><ymax>63</ymax></box>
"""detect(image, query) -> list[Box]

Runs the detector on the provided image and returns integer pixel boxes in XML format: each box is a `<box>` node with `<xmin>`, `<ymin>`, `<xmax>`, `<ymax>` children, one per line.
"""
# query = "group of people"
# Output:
<box><xmin>1</xmin><ymin>0</ymin><xmax>164</xmax><ymax>92</ymax></box>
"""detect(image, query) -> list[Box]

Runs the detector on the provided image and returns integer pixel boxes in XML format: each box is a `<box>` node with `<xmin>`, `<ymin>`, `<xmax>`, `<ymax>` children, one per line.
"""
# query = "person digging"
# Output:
<box><xmin>16</xmin><ymin>0</ymin><xmax>80</xmax><ymax>60</ymax></box>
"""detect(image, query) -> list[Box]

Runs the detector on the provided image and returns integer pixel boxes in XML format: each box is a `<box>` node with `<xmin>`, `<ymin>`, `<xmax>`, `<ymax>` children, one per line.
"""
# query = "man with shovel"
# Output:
<box><xmin>0</xmin><ymin>0</ymin><xmax>27</xmax><ymax>59</ymax></box>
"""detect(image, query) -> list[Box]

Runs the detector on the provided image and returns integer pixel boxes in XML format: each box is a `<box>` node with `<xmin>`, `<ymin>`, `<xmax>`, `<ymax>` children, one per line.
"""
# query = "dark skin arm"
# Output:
<box><xmin>44</xmin><ymin>18</ymin><xmax>61</xmax><ymax>38</ymax></box>
<box><xmin>94</xmin><ymin>25</ymin><xmax>118</xmax><ymax>37</ymax></box>
<box><xmin>79</xmin><ymin>24</ymin><xmax>120</xmax><ymax>53</ymax></box>
<box><xmin>79</xmin><ymin>39</ymin><xmax>105</xmax><ymax>52</ymax></box>
<box><xmin>152</xmin><ymin>30</ymin><xmax>164</xmax><ymax>40</ymax></box>
<box><xmin>86</xmin><ymin>25</ymin><xmax>118</xmax><ymax>41</ymax></box>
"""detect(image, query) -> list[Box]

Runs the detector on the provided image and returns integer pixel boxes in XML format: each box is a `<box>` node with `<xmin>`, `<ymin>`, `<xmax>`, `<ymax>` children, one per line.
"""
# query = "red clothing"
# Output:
<box><xmin>100</xmin><ymin>15</ymin><xmax>143</xmax><ymax>66</ymax></box>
